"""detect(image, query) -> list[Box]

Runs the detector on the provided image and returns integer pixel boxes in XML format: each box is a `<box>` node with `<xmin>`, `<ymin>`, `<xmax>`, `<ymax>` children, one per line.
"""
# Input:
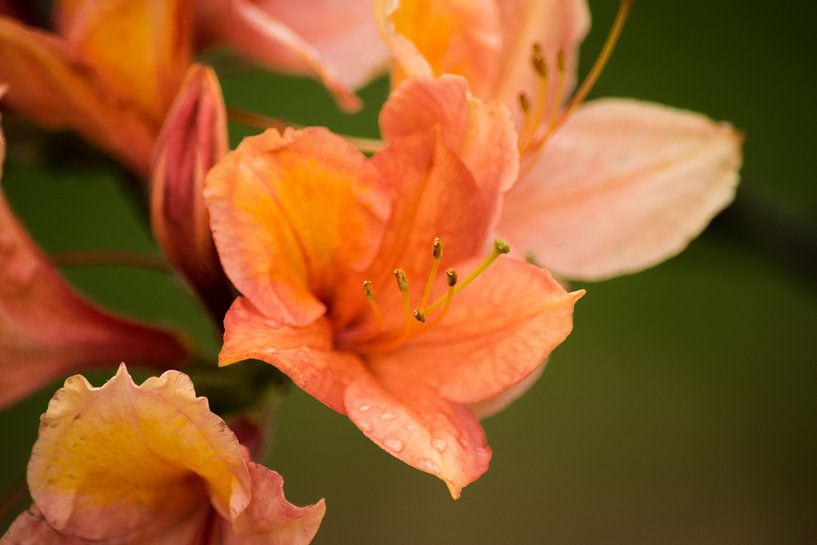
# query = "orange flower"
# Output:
<box><xmin>0</xmin><ymin>0</ymin><xmax>193</xmax><ymax>174</ymax></box>
<box><xmin>377</xmin><ymin>0</ymin><xmax>743</xmax><ymax>280</ymax></box>
<box><xmin>0</xmin><ymin>104</ymin><xmax>189</xmax><ymax>409</ymax></box>
<box><xmin>0</xmin><ymin>365</ymin><xmax>325</xmax><ymax>545</ymax></box>
<box><xmin>205</xmin><ymin>77</ymin><xmax>583</xmax><ymax>497</ymax></box>
<box><xmin>195</xmin><ymin>0</ymin><xmax>389</xmax><ymax>111</ymax></box>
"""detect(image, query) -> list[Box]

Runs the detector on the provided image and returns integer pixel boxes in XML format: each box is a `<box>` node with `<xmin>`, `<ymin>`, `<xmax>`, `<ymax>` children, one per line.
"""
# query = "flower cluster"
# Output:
<box><xmin>0</xmin><ymin>0</ymin><xmax>741</xmax><ymax>542</ymax></box>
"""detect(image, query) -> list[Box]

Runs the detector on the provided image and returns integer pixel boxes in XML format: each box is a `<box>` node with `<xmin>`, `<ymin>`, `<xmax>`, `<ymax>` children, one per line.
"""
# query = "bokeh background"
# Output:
<box><xmin>2</xmin><ymin>1</ymin><xmax>816</xmax><ymax>544</ymax></box>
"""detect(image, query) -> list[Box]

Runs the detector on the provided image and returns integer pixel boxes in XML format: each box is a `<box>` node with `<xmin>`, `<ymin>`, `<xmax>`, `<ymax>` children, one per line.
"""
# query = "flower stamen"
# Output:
<box><xmin>362</xmin><ymin>280</ymin><xmax>382</xmax><ymax>331</ymax></box>
<box><xmin>419</xmin><ymin>237</ymin><xmax>444</xmax><ymax>310</ymax></box>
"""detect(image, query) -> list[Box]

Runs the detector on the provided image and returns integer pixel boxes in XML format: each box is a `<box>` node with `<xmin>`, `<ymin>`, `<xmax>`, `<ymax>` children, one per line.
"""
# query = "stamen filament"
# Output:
<box><xmin>520</xmin><ymin>43</ymin><xmax>549</xmax><ymax>150</ymax></box>
<box><xmin>419</xmin><ymin>238</ymin><xmax>444</xmax><ymax>309</ymax></box>
<box><xmin>393</xmin><ymin>268</ymin><xmax>412</xmax><ymax>330</ymax></box>
<box><xmin>426</xmin><ymin>269</ymin><xmax>457</xmax><ymax>328</ymax></box>
<box><xmin>547</xmin><ymin>50</ymin><xmax>568</xmax><ymax>131</ymax></box>
<box><xmin>540</xmin><ymin>0</ymin><xmax>633</xmax><ymax>145</ymax></box>
<box><xmin>426</xmin><ymin>240</ymin><xmax>510</xmax><ymax>314</ymax></box>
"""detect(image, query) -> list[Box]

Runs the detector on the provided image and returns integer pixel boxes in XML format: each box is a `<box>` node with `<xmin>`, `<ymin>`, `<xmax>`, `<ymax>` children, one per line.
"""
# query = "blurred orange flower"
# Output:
<box><xmin>377</xmin><ymin>0</ymin><xmax>743</xmax><ymax>280</ymax></box>
<box><xmin>0</xmin><ymin>365</ymin><xmax>325</xmax><ymax>545</ymax></box>
<box><xmin>204</xmin><ymin>76</ymin><xmax>583</xmax><ymax>498</ymax></box>
<box><xmin>0</xmin><ymin>105</ymin><xmax>189</xmax><ymax>409</ymax></box>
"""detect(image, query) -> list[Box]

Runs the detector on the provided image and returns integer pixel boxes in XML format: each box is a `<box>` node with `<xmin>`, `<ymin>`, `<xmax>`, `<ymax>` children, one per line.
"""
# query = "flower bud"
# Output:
<box><xmin>150</xmin><ymin>64</ymin><xmax>233</xmax><ymax>321</ymax></box>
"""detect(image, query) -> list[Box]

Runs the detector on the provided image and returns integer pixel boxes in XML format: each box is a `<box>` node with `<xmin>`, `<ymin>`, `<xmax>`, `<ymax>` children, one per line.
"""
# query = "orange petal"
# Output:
<box><xmin>54</xmin><ymin>0</ymin><xmax>193</xmax><ymax>124</ymax></box>
<box><xmin>0</xmin><ymin>124</ymin><xmax>189</xmax><ymax>408</ymax></box>
<box><xmin>220</xmin><ymin>297</ymin><xmax>364</xmax><ymax>414</ymax></box>
<box><xmin>344</xmin><ymin>368</ymin><xmax>491</xmax><ymax>499</ymax></box>
<box><xmin>375</xmin><ymin>0</ymin><xmax>503</xmax><ymax>99</ymax></box>
<box><xmin>373</xmin><ymin>258</ymin><xmax>582</xmax><ymax>406</ymax></box>
<box><xmin>0</xmin><ymin>16</ymin><xmax>156</xmax><ymax>173</ymax></box>
<box><xmin>196</xmin><ymin>0</ymin><xmax>367</xmax><ymax>111</ymax></box>
<box><xmin>28</xmin><ymin>365</ymin><xmax>252</xmax><ymax>542</ymax></box>
<box><xmin>492</xmin><ymin>0</ymin><xmax>590</xmax><ymax>126</ymax></box>
<box><xmin>380</xmin><ymin>75</ymin><xmax>519</xmax><ymax>211</ymax></box>
<box><xmin>205</xmin><ymin>127</ymin><xmax>389</xmax><ymax>327</ymax></box>
<box><xmin>150</xmin><ymin>64</ymin><xmax>233</xmax><ymax>320</ymax></box>
<box><xmin>224</xmin><ymin>462</ymin><xmax>325</xmax><ymax>545</ymax></box>
<box><xmin>365</xmin><ymin>129</ymin><xmax>493</xmax><ymax>296</ymax></box>
<box><xmin>499</xmin><ymin>98</ymin><xmax>743</xmax><ymax>280</ymax></box>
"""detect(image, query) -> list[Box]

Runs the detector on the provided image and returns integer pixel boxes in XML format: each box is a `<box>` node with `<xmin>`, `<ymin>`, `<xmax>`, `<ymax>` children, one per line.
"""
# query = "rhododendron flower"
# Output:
<box><xmin>0</xmin><ymin>0</ymin><xmax>193</xmax><ymax>174</ymax></box>
<box><xmin>377</xmin><ymin>0</ymin><xmax>743</xmax><ymax>280</ymax></box>
<box><xmin>196</xmin><ymin>0</ymin><xmax>389</xmax><ymax>111</ymax></box>
<box><xmin>205</xmin><ymin>77</ymin><xmax>583</xmax><ymax>497</ymax></box>
<box><xmin>0</xmin><ymin>108</ymin><xmax>189</xmax><ymax>409</ymax></box>
<box><xmin>0</xmin><ymin>365</ymin><xmax>325</xmax><ymax>545</ymax></box>
<box><xmin>151</xmin><ymin>64</ymin><xmax>233</xmax><ymax>320</ymax></box>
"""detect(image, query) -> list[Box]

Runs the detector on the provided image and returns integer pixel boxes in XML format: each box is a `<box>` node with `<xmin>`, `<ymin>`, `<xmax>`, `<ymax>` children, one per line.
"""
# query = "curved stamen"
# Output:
<box><xmin>419</xmin><ymin>237</ymin><xmax>444</xmax><ymax>310</ymax></box>
<box><xmin>363</xmin><ymin>280</ymin><xmax>382</xmax><ymax>331</ymax></box>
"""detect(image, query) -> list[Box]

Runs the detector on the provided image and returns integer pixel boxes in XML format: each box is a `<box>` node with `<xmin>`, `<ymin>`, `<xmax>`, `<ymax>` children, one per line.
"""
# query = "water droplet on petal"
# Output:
<box><xmin>358</xmin><ymin>404</ymin><xmax>371</xmax><ymax>412</ymax></box>
<box><xmin>265</xmin><ymin>317</ymin><xmax>282</xmax><ymax>328</ymax></box>
<box><xmin>420</xmin><ymin>458</ymin><xmax>440</xmax><ymax>473</ymax></box>
<box><xmin>359</xmin><ymin>421</ymin><xmax>372</xmax><ymax>432</ymax></box>
<box><xmin>384</xmin><ymin>438</ymin><xmax>404</xmax><ymax>452</ymax></box>
<box><xmin>380</xmin><ymin>412</ymin><xmax>395</xmax><ymax>421</ymax></box>
<box><xmin>405</xmin><ymin>423</ymin><xmax>416</xmax><ymax>431</ymax></box>
<box><xmin>432</xmin><ymin>438</ymin><xmax>447</xmax><ymax>452</ymax></box>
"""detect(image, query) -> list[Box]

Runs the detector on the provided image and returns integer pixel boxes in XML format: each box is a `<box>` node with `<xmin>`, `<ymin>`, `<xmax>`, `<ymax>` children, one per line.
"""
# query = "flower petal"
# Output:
<box><xmin>344</xmin><ymin>368</ymin><xmax>491</xmax><ymax>499</ymax></box>
<box><xmin>28</xmin><ymin>365</ymin><xmax>251</xmax><ymax>541</ymax></box>
<box><xmin>54</xmin><ymin>0</ymin><xmax>193</xmax><ymax>124</ymax></box>
<box><xmin>223</xmin><ymin>462</ymin><xmax>325</xmax><ymax>545</ymax></box>
<box><xmin>372</xmin><ymin>258</ymin><xmax>582</xmax><ymax>406</ymax></box>
<box><xmin>0</xmin><ymin>122</ymin><xmax>189</xmax><ymax>408</ymax></box>
<box><xmin>375</xmin><ymin>0</ymin><xmax>502</xmax><ymax>99</ymax></box>
<box><xmin>205</xmin><ymin>127</ymin><xmax>390</xmax><ymax>327</ymax></box>
<box><xmin>0</xmin><ymin>16</ymin><xmax>156</xmax><ymax>173</ymax></box>
<box><xmin>220</xmin><ymin>297</ymin><xmax>365</xmax><ymax>414</ymax></box>
<box><xmin>380</xmin><ymin>75</ymin><xmax>519</xmax><ymax>209</ymax></box>
<box><xmin>492</xmin><ymin>0</ymin><xmax>590</xmax><ymax>126</ymax></box>
<box><xmin>499</xmin><ymin>98</ymin><xmax>743</xmax><ymax>280</ymax></box>
<box><xmin>196</xmin><ymin>0</ymin><xmax>368</xmax><ymax>111</ymax></box>
<box><xmin>150</xmin><ymin>64</ymin><xmax>232</xmax><ymax>320</ymax></box>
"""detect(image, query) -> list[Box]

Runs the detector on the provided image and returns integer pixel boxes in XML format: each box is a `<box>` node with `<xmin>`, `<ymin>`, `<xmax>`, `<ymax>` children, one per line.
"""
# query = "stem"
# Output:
<box><xmin>50</xmin><ymin>250</ymin><xmax>172</xmax><ymax>273</ymax></box>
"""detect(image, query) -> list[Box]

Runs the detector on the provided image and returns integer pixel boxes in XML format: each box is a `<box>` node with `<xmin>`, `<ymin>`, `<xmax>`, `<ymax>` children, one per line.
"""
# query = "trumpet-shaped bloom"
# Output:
<box><xmin>0</xmin><ymin>365</ymin><xmax>325</xmax><ymax>545</ymax></box>
<box><xmin>205</xmin><ymin>76</ymin><xmax>582</xmax><ymax>497</ymax></box>
<box><xmin>0</xmin><ymin>0</ymin><xmax>193</xmax><ymax>174</ymax></box>
<box><xmin>377</xmin><ymin>0</ymin><xmax>743</xmax><ymax>280</ymax></box>
<box><xmin>196</xmin><ymin>0</ymin><xmax>389</xmax><ymax>111</ymax></box>
<box><xmin>0</xmin><ymin>111</ymin><xmax>189</xmax><ymax>409</ymax></box>
<box><xmin>150</xmin><ymin>64</ymin><xmax>233</xmax><ymax>320</ymax></box>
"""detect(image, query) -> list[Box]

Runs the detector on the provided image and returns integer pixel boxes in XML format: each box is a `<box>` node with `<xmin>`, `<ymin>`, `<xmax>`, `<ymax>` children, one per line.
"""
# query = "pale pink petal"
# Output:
<box><xmin>196</xmin><ymin>0</ymin><xmax>366</xmax><ymax>111</ymax></box>
<box><xmin>499</xmin><ymin>98</ymin><xmax>743</xmax><ymax>280</ymax></box>
<box><xmin>223</xmin><ymin>462</ymin><xmax>325</xmax><ymax>545</ymax></box>
<box><xmin>250</xmin><ymin>0</ymin><xmax>389</xmax><ymax>91</ymax></box>
<box><xmin>368</xmin><ymin>258</ymin><xmax>582</xmax><ymax>406</ymax></box>
<box><xmin>28</xmin><ymin>365</ymin><xmax>251</xmax><ymax>541</ymax></box>
<box><xmin>150</xmin><ymin>64</ymin><xmax>233</xmax><ymax>320</ymax></box>
<box><xmin>0</xmin><ymin>509</ymin><xmax>89</xmax><ymax>545</ymax></box>
<box><xmin>220</xmin><ymin>297</ymin><xmax>365</xmax><ymax>414</ymax></box>
<box><xmin>380</xmin><ymin>75</ymin><xmax>519</xmax><ymax>208</ymax></box>
<box><xmin>470</xmin><ymin>363</ymin><xmax>545</xmax><ymax>419</ymax></box>
<box><xmin>492</xmin><ymin>0</ymin><xmax>590</xmax><ymax>127</ymax></box>
<box><xmin>344</xmin><ymin>369</ymin><xmax>491</xmax><ymax>499</ymax></box>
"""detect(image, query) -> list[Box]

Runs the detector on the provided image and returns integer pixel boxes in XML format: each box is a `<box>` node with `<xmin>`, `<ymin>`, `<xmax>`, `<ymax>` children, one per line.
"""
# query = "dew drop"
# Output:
<box><xmin>380</xmin><ymin>412</ymin><xmax>396</xmax><ymax>421</ymax></box>
<box><xmin>384</xmin><ymin>438</ymin><xmax>404</xmax><ymax>452</ymax></box>
<box><xmin>358</xmin><ymin>404</ymin><xmax>371</xmax><ymax>412</ymax></box>
<box><xmin>420</xmin><ymin>458</ymin><xmax>440</xmax><ymax>473</ymax></box>
<box><xmin>264</xmin><ymin>318</ymin><xmax>282</xmax><ymax>328</ymax></box>
<box><xmin>405</xmin><ymin>423</ymin><xmax>416</xmax><ymax>431</ymax></box>
<box><xmin>359</xmin><ymin>421</ymin><xmax>372</xmax><ymax>432</ymax></box>
<box><xmin>431</xmin><ymin>438</ymin><xmax>447</xmax><ymax>452</ymax></box>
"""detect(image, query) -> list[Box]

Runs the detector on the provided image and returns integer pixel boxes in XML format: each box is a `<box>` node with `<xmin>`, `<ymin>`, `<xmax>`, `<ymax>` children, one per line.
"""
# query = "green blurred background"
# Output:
<box><xmin>2</xmin><ymin>1</ymin><xmax>816</xmax><ymax>543</ymax></box>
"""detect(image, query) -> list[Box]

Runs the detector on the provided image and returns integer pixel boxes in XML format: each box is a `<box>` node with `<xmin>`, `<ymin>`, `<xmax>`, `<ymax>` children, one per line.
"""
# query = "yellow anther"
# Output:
<box><xmin>446</xmin><ymin>268</ymin><xmax>458</xmax><ymax>287</ymax></box>
<box><xmin>362</xmin><ymin>280</ymin><xmax>382</xmax><ymax>329</ymax></box>
<box><xmin>413</xmin><ymin>308</ymin><xmax>427</xmax><ymax>323</ymax></box>
<box><xmin>393</xmin><ymin>268</ymin><xmax>409</xmax><ymax>292</ymax></box>
<box><xmin>432</xmin><ymin>237</ymin><xmax>444</xmax><ymax>259</ymax></box>
<box><xmin>493</xmin><ymin>239</ymin><xmax>511</xmax><ymax>254</ymax></box>
<box><xmin>518</xmin><ymin>92</ymin><xmax>531</xmax><ymax>113</ymax></box>
<box><xmin>363</xmin><ymin>280</ymin><xmax>375</xmax><ymax>299</ymax></box>
<box><xmin>531</xmin><ymin>43</ymin><xmax>548</xmax><ymax>78</ymax></box>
